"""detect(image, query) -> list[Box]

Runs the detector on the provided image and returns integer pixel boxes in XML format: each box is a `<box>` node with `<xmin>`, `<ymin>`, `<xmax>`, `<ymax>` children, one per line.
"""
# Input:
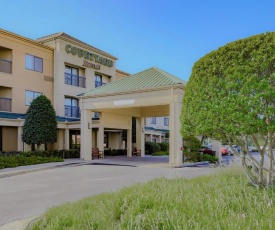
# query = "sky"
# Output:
<box><xmin>1</xmin><ymin>0</ymin><xmax>275</xmax><ymax>81</ymax></box>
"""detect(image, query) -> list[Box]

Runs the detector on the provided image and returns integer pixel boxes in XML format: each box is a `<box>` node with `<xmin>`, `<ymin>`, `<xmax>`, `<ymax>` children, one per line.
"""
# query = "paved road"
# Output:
<box><xmin>0</xmin><ymin>157</ymin><xmax>215</xmax><ymax>227</ymax></box>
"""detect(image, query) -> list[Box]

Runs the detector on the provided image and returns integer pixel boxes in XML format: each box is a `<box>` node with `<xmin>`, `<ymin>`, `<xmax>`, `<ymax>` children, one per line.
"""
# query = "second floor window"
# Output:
<box><xmin>25</xmin><ymin>54</ymin><xmax>43</xmax><ymax>72</ymax></box>
<box><xmin>65</xmin><ymin>66</ymin><xmax>85</xmax><ymax>88</ymax></box>
<box><xmin>151</xmin><ymin>117</ymin><xmax>156</xmax><ymax>124</ymax></box>
<box><xmin>164</xmin><ymin>118</ymin><xmax>169</xmax><ymax>126</ymax></box>
<box><xmin>65</xmin><ymin>97</ymin><xmax>80</xmax><ymax>118</ymax></box>
<box><xmin>25</xmin><ymin>90</ymin><xmax>42</xmax><ymax>106</ymax></box>
<box><xmin>95</xmin><ymin>74</ymin><xmax>106</xmax><ymax>88</ymax></box>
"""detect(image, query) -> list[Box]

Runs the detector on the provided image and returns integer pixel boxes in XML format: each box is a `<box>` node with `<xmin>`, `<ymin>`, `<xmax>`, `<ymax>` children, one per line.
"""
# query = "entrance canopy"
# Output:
<box><xmin>78</xmin><ymin>67</ymin><xmax>186</xmax><ymax>166</ymax></box>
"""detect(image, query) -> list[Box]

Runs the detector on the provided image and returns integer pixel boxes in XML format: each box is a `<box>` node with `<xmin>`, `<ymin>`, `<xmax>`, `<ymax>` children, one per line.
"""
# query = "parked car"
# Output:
<box><xmin>231</xmin><ymin>145</ymin><xmax>240</xmax><ymax>153</ymax></box>
<box><xmin>221</xmin><ymin>147</ymin><xmax>229</xmax><ymax>156</ymax></box>
<box><xmin>199</xmin><ymin>147</ymin><xmax>215</xmax><ymax>156</ymax></box>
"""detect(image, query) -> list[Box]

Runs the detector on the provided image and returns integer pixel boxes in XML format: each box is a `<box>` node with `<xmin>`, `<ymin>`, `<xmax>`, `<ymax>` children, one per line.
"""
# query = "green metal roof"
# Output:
<box><xmin>78</xmin><ymin>67</ymin><xmax>186</xmax><ymax>97</ymax></box>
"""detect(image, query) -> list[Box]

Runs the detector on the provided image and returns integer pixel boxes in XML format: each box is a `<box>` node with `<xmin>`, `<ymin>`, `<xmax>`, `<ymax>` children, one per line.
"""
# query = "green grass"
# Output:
<box><xmin>30</xmin><ymin>166</ymin><xmax>275</xmax><ymax>230</ymax></box>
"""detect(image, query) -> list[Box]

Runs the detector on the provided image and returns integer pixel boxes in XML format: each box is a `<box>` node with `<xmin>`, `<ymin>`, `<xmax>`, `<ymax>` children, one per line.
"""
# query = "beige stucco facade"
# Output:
<box><xmin>0</xmin><ymin>29</ymin><xmax>185</xmax><ymax>166</ymax></box>
<box><xmin>0</xmin><ymin>29</ymin><xmax>54</xmax><ymax>151</ymax></box>
<box><xmin>0</xmin><ymin>29</ymin><xmax>54</xmax><ymax>113</ymax></box>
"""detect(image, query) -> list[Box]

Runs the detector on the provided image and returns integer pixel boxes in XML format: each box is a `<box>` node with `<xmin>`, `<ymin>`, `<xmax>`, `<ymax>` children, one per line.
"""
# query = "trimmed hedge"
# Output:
<box><xmin>201</xmin><ymin>154</ymin><xmax>219</xmax><ymax>163</ymax></box>
<box><xmin>151</xmin><ymin>151</ymin><xmax>169</xmax><ymax>156</ymax></box>
<box><xmin>19</xmin><ymin>149</ymin><xmax>80</xmax><ymax>159</ymax></box>
<box><xmin>0</xmin><ymin>155</ymin><xmax>63</xmax><ymax>169</ymax></box>
<box><xmin>183</xmin><ymin>152</ymin><xmax>218</xmax><ymax>163</ymax></box>
<box><xmin>0</xmin><ymin>149</ymin><xmax>79</xmax><ymax>160</ymax></box>
<box><xmin>104</xmin><ymin>149</ymin><xmax>127</xmax><ymax>156</ymax></box>
<box><xmin>145</xmin><ymin>142</ymin><xmax>161</xmax><ymax>155</ymax></box>
<box><xmin>159</xmin><ymin>142</ymin><xmax>169</xmax><ymax>152</ymax></box>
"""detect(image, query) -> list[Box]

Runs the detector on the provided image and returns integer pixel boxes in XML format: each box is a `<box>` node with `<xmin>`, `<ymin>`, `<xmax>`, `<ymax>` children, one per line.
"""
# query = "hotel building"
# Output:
<box><xmin>0</xmin><ymin>29</ymin><xmax>184</xmax><ymax>165</ymax></box>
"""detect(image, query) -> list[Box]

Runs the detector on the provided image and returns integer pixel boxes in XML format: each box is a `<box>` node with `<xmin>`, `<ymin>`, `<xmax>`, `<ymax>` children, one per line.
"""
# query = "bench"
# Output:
<box><xmin>133</xmin><ymin>147</ymin><xmax>141</xmax><ymax>156</ymax></box>
<box><xmin>92</xmin><ymin>147</ymin><xmax>104</xmax><ymax>159</ymax></box>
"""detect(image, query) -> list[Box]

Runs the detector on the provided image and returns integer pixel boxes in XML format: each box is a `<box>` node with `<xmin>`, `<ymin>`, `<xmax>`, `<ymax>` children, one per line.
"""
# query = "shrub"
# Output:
<box><xmin>19</xmin><ymin>149</ymin><xmax>80</xmax><ymax>159</ymax></box>
<box><xmin>115</xmin><ymin>149</ymin><xmax>127</xmax><ymax>156</ymax></box>
<box><xmin>201</xmin><ymin>154</ymin><xmax>219</xmax><ymax>163</ymax></box>
<box><xmin>104</xmin><ymin>148</ymin><xmax>112</xmax><ymax>156</ymax></box>
<box><xmin>183</xmin><ymin>136</ymin><xmax>201</xmax><ymax>152</ymax></box>
<box><xmin>0</xmin><ymin>155</ymin><xmax>63</xmax><ymax>169</ymax></box>
<box><xmin>145</xmin><ymin>142</ymin><xmax>161</xmax><ymax>155</ymax></box>
<box><xmin>183</xmin><ymin>151</ymin><xmax>201</xmax><ymax>162</ymax></box>
<box><xmin>151</xmin><ymin>151</ymin><xmax>169</xmax><ymax>156</ymax></box>
<box><xmin>159</xmin><ymin>142</ymin><xmax>169</xmax><ymax>152</ymax></box>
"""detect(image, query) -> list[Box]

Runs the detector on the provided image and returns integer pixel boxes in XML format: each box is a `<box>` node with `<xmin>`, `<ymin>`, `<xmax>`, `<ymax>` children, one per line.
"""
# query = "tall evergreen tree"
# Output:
<box><xmin>22</xmin><ymin>95</ymin><xmax>57</xmax><ymax>150</ymax></box>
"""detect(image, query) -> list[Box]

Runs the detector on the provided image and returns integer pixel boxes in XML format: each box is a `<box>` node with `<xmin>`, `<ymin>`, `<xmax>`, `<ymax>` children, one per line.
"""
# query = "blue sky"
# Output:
<box><xmin>1</xmin><ymin>0</ymin><xmax>275</xmax><ymax>81</ymax></box>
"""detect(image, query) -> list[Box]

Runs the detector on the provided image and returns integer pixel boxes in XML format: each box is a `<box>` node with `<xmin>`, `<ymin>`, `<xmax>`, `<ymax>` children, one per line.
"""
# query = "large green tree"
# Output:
<box><xmin>22</xmin><ymin>95</ymin><xmax>57</xmax><ymax>150</ymax></box>
<box><xmin>181</xmin><ymin>32</ymin><xmax>275</xmax><ymax>187</ymax></box>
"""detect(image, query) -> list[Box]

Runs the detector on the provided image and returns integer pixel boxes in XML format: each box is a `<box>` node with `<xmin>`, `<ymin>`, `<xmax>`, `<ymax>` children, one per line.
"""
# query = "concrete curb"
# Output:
<box><xmin>0</xmin><ymin>216</ymin><xmax>38</xmax><ymax>230</ymax></box>
<box><xmin>0</xmin><ymin>162</ymin><xmax>83</xmax><ymax>179</ymax></box>
<box><xmin>176</xmin><ymin>161</ymin><xmax>210</xmax><ymax>168</ymax></box>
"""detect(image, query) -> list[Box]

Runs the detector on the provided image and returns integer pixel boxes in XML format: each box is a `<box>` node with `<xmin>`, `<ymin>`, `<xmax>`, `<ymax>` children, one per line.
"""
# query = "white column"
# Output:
<box><xmin>97</xmin><ymin>126</ymin><xmax>104</xmax><ymax>152</ymax></box>
<box><xmin>169</xmin><ymin>101</ymin><xmax>183</xmax><ymax>166</ymax></box>
<box><xmin>136</xmin><ymin>117</ymin><xmax>141</xmax><ymax>149</ymax></box>
<box><xmin>17</xmin><ymin>126</ymin><xmax>23</xmax><ymax>151</ymax></box>
<box><xmin>212</xmin><ymin>140</ymin><xmax>222</xmax><ymax>160</ymax></box>
<box><xmin>149</xmin><ymin>134</ymin><xmax>152</xmax><ymax>142</ymax></box>
<box><xmin>64</xmin><ymin>128</ymin><xmax>69</xmax><ymax>149</ymax></box>
<box><xmin>158</xmin><ymin>135</ymin><xmax>161</xmax><ymax>143</ymax></box>
<box><xmin>141</xmin><ymin>117</ymin><xmax>145</xmax><ymax>156</ymax></box>
<box><xmin>127</xmin><ymin>128</ymin><xmax>132</xmax><ymax>157</ymax></box>
<box><xmin>136</xmin><ymin>117</ymin><xmax>145</xmax><ymax>157</ymax></box>
<box><xmin>80</xmin><ymin>109</ymin><xmax>92</xmax><ymax>160</ymax></box>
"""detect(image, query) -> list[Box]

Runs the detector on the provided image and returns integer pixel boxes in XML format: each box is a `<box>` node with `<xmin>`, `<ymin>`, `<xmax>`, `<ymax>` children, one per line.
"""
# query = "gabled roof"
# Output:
<box><xmin>36</xmin><ymin>32</ymin><xmax>118</xmax><ymax>60</ymax></box>
<box><xmin>78</xmin><ymin>67</ymin><xmax>186</xmax><ymax>97</ymax></box>
<box><xmin>0</xmin><ymin>29</ymin><xmax>54</xmax><ymax>51</ymax></box>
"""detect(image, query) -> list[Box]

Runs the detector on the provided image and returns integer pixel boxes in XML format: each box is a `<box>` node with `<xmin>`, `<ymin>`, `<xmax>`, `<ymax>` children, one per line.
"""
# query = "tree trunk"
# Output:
<box><xmin>267</xmin><ymin>131</ymin><xmax>274</xmax><ymax>186</ymax></box>
<box><xmin>31</xmin><ymin>143</ymin><xmax>35</xmax><ymax>151</ymax></box>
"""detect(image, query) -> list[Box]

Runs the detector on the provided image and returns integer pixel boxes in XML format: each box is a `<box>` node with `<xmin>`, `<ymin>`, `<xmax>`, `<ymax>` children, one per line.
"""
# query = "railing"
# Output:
<box><xmin>64</xmin><ymin>105</ymin><xmax>80</xmax><ymax>118</ymax></box>
<box><xmin>64</xmin><ymin>73</ymin><xmax>86</xmax><ymax>88</ymax></box>
<box><xmin>95</xmin><ymin>81</ymin><xmax>106</xmax><ymax>88</ymax></box>
<box><xmin>0</xmin><ymin>59</ymin><xmax>12</xmax><ymax>74</ymax></box>
<box><xmin>70</xmin><ymin>144</ymin><xmax>80</xmax><ymax>149</ymax></box>
<box><xmin>0</xmin><ymin>97</ymin><xmax>11</xmax><ymax>112</ymax></box>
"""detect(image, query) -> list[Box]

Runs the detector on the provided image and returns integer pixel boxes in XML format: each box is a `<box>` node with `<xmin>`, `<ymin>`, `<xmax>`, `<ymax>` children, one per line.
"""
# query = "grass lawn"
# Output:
<box><xmin>30</xmin><ymin>165</ymin><xmax>275</xmax><ymax>230</ymax></box>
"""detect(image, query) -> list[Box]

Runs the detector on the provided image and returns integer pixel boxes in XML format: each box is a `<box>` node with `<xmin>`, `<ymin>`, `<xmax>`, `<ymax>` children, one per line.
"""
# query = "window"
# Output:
<box><xmin>94</xmin><ymin>112</ymin><xmax>99</xmax><ymax>118</ymax></box>
<box><xmin>25</xmin><ymin>90</ymin><xmax>42</xmax><ymax>105</ymax></box>
<box><xmin>25</xmin><ymin>54</ymin><xmax>43</xmax><ymax>72</ymax></box>
<box><xmin>64</xmin><ymin>65</ymin><xmax>86</xmax><ymax>88</ymax></box>
<box><xmin>151</xmin><ymin>117</ymin><xmax>156</xmax><ymax>124</ymax></box>
<box><xmin>164</xmin><ymin>118</ymin><xmax>169</xmax><ymax>126</ymax></box>
<box><xmin>95</xmin><ymin>74</ymin><xmax>106</xmax><ymax>88</ymax></box>
<box><xmin>95</xmin><ymin>74</ymin><xmax>102</xmax><ymax>88</ymax></box>
<box><xmin>65</xmin><ymin>97</ymin><xmax>80</xmax><ymax>118</ymax></box>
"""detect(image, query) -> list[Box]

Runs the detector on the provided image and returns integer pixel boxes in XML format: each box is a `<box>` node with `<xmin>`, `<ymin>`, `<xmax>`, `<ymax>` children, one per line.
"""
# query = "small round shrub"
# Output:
<box><xmin>201</xmin><ymin>154</ymin><xmax>218</xmax><ymax>163</ymax></box>
<box><xmin>145</xmin><ymin>142</ymin><xmax>161</xmax><ymax>155</ymax></box>
<box><xmin>183</xmin><ymin>151</ymin><xmax>201</xmax><ymax>162</ymax></box>
<box><xmin>183</xmin><ymin>136</ymin><xmax>201</xmax><ymax>152</ymax></box>
<box><xmin>159</xmin><ymin>142</ymin><xmax>169</xmax><ymax>152</ymax></box>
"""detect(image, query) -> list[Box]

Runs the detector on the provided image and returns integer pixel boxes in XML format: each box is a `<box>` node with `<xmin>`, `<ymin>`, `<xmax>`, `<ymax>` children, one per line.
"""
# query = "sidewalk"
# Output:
<box><xmin>0</xmin><ymin>159</ymin><xmax>87</xmax><ymax>178</ymax></box>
